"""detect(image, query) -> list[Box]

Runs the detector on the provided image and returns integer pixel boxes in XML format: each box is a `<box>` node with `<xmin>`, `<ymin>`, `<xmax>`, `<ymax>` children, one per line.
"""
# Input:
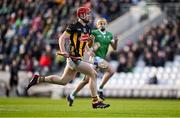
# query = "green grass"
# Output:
<box><xmin>0</xmin><ymin>97</ymin><xmax>180</xmax><ymax>117</ymax></box>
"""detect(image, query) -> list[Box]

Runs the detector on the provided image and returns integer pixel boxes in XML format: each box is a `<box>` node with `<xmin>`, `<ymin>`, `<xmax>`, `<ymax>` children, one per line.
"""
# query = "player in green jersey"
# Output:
<box><xmin>67</xmin><ymin>18</ymin><xmax>118</xmax><ymax>106</ymax></box>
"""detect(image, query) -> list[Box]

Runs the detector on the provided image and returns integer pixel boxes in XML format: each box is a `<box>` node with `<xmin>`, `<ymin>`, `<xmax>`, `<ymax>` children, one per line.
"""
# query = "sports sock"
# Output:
<box><xmin>70</xmin><ymin>93</ymin><xmax>75</xmax><ymax>100</ymax></box>
<box><xmin>70</xmin><ymin>90</ymin><xmax>78</xmax><ymax>99</ymax></box>
<box><xmin>72</xmin><ymin>90</ymin><xmax>77</xmax><ymax>96</ymax></box>
<box><xmin>92</xmin><ymin>96</ymin><xmax>98</xmax><ymax>103</ymax></box>
<box><xmin>98</xmin><ymin>85</ymin><xmax>103</xmax><ymax>92</ymax></box>
<box><xmin>39</xmin><ymin>76</ymin><xmax>45</xmax><ymax>82</ymax></box>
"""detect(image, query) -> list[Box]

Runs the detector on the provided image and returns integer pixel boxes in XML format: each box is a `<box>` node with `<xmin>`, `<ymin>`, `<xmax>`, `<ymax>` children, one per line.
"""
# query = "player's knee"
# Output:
<box><xmin>83</xmin><ymin>79</ymin><xmax>89</xmax><ymax>84</ymax></box>
<box><xmin>61</xmin><ymin>81</ymin><xmax>68</xmax><ymax>85</ymax></box>
<box><xmin>89</xmin><ymin>70</ymin><xmax>97</xmax><ymax>79</ymax></box>
<box><xmin>60</xmin><ymin>80</ymin><xmax>69</xmax><ymax>85</ymax></box>
<box><xmin>111</xmin><ymin>69</ymin><xmax>115</xmax><ymax>75</ymax></box>
<box><xmin>108</xmin><ymin>67</ymin><xmax>115</xmax><ymax>75</ymax></box>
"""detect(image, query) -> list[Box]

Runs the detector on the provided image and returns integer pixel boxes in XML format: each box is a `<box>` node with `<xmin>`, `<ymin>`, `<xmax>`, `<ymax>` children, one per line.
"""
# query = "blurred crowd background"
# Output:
<box><xmin>114</xmin><ymin>18</ymin><xmax>180</xmax><ymax>72</ymax></box>
<box><xmin>0</xmin><ymin>0</ymin><xmax>180</xmax><ymax>97</ymax></box>
<box><xmin>0</xmin><ymin>0</ymin><xmax>134</xmax><ymax>75</ymax></box>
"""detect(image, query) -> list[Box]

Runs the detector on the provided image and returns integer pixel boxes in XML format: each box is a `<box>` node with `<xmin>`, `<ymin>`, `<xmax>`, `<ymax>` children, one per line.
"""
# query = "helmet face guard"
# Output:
<box><xmin>77</xmin><ymin>7</ymin><xmax>91</xmax><ymax>23</ymax></box>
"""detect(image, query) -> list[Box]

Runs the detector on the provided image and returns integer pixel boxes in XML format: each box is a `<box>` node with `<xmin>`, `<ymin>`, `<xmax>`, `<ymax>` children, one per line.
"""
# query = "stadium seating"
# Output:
<box><xmin>64</xmin><ymin>54</ymin><xmax>180</xmax><ymax>98</ymax></box>
<box><xmin>0</xmin><ymin>71</ymin><xmax>10</xmax><ymax>96</ymax></box>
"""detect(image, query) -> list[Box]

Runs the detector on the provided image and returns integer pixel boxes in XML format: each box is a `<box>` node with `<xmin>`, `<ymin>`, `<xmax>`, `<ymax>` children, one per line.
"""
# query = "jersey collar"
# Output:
<box><xmin>98</xmin><ymin>29</ymin><xmax>106</xmax><ymax>35</ymax></box>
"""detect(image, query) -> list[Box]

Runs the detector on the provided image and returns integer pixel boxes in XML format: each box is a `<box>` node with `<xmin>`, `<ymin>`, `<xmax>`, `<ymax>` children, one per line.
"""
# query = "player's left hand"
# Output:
<box><xmin>114</xmin><ymin>34</ymin><xmax>118</xmax><ymax>41</ymax></box>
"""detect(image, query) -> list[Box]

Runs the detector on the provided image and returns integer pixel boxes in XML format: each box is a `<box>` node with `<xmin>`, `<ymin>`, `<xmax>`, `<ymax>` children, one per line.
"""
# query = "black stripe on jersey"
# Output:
<box><xmin>82</xmin><ymin>42</ymin><xmax>86</xmax><ymax>56</ymax></box>
<box><xmin>70</xmin><ymin>34</ymin><xmax>75</xmax><ymax>55</ymax></box>
<box><xmin>76</xmin><ymin>33</ymin><xmax>81</xmax><ymax>56</ymax></box>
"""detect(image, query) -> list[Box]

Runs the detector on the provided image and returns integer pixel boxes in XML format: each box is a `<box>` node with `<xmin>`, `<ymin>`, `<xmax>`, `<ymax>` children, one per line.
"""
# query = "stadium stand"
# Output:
<box><xmin>0</xmin><ymin>0</ymin><xmax>130</xmax><ymax>74</ymax></box>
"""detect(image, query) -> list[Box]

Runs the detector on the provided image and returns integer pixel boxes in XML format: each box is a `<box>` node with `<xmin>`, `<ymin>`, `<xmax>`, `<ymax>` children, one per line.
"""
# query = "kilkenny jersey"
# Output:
<box><xmin>91</xmin><ymin>29</ymin><xmax>113</xmax><ymax>59</ymax></box>
<box><xmin>66</xmin><ymin>21</ymin><xmax>91</xmax><ymax>58</ymax></box>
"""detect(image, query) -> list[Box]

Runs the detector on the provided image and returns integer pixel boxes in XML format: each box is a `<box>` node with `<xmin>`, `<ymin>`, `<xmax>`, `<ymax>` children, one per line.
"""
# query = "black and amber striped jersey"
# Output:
<box><xmin>65</xmin><ymin>21</ymin><xmax>91</xmax><ymax>58</ymax></box>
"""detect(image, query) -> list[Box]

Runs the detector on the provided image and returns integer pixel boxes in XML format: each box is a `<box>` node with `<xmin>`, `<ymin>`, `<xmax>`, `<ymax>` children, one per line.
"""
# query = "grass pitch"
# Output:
<box><xmin>0</xmin><ymin>97</ymin><xmax>180</xmax><ymax>117</ymax></box>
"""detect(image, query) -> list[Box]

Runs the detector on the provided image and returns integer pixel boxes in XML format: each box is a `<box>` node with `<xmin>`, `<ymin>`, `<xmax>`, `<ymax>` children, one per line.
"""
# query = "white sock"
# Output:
<box><xmin>70</xmin><ymin>93</ymin><xmax>75</xmax><ymax>100</ymax></box>
<box><xmin>98</xmin><ymin>88</ymin><xmax>103</xmax><ymax>92</ymax></box>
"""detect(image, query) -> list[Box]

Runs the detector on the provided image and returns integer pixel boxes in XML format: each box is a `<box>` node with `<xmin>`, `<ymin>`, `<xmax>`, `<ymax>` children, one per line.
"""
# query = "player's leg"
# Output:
<box><xmin>42</xmin><ymin>65</ymin><xmax>77</xmax><ymax>85</ymax></box>
<box><xmin>72</xmin><ymin>76</ymin><xmax>90</xmax><ymax>96</ymax></box>
<box><xmin>76</xmin><ymin>61</ymin><xmax>97</xmax><ymax>97</ymax></box>
<box><xmin>98</xmin><ymin>60</ymin><xmax>115</xmax><ymax>101</ymax></box>
<box><xmin>26</xmin><ymin>59</ymin><xmax>77</xmax><ymax>90</ymax></box>
<box><xmin>67</xmin><ymin>76</ymin><xmax>90</xmax><ymax>106</ymax></box>
<box><xmin>76</xmin><ymin>61</ymin><xmax>110</xmax><ymax>108</ymax></box>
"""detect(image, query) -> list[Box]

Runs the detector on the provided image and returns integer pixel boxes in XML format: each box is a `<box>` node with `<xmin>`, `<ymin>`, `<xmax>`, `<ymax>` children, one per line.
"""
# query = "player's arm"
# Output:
<box><xmin>85</xmin><ymin>43</ymin><xmax>95</xmax><ymax>57</ymax></box>
<box><xmin>110</xmin><ymin>34</ymin><xmax>118</xmax><ymax>50</ymax></box>
<box><xmin>88</xmin><ymin>30</ymin><xmax>100</xmax><ymax>52</ymax></box>
<box><xmin>57</xmin><ymin>24</ymin><xmax>75</xmax><ymax>58</ymax></box>
<box><xmin>87</xmin><ymin>34</ymin><xmax>95</xmax><ymax>48</ymax></box>
<box><xmin>58</xmin><ymin>31</ymin><xmax>70</xmax><ymax>58</ymax></box>
<box><xmin>92</xmin><ymin>42</ymin><xmax>100</xmax><ymax>52</ymax></box>
<box><xmin>86</xmin><ymin>34</ymin><xmax>100</xmax><ymax>55</ymax></box>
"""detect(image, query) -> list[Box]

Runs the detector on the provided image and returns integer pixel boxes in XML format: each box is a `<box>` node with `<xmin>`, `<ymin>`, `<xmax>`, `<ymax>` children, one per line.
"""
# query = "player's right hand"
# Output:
<box><xmin>56</xmin><ymin>51</ymin><xmax>69</xmax><ymax>58</ymax></box>
<box><xmin>114</xmin><ymin>34</ymin><xmax>119</xmax><ymax>41</ymax></box>
<box><xmin>89</xmin><ymin>34</ymin><xmax>95</xmax><ymax>41</ymax></box>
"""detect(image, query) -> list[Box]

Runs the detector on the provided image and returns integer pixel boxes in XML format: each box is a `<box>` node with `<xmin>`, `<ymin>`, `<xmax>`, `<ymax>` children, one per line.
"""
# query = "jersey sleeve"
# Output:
<box><xmin>110</xmin><ymin>32</ymin><xmax>113</xmax><ymax>40</ymax></box>
<box><xmin>65</xmin><ymin>24</ymin><xmax>75</xmax><ymax>34</ymax></box>
<box><xmin>91</xmin><ymin>30</ymin><xmax>96</xmax><ymax>36</ymax></box>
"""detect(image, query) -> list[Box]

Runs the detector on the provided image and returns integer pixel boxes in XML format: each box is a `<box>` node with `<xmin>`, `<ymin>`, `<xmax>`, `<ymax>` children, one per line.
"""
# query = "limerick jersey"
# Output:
<box><xmin>91</xmin><ymin>29</ymin><xmax>113</xmax><ymax>59</ymax></box>
<box><xmin>65</xmin><ymin>22</ymin><xmax>91</xmax><ymax>58</ymax></box>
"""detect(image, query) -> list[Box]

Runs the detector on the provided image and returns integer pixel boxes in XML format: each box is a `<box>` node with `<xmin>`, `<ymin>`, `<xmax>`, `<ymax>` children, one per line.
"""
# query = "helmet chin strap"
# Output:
<box><xmin>81</xmin><ymin>17</ymin><xmax>89</xmax><ymax>23</ymax></box>
<box><xmin>78</xmin><ymin>18</ymin><xmax>87</xmax><ymax>26</ymax></box>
